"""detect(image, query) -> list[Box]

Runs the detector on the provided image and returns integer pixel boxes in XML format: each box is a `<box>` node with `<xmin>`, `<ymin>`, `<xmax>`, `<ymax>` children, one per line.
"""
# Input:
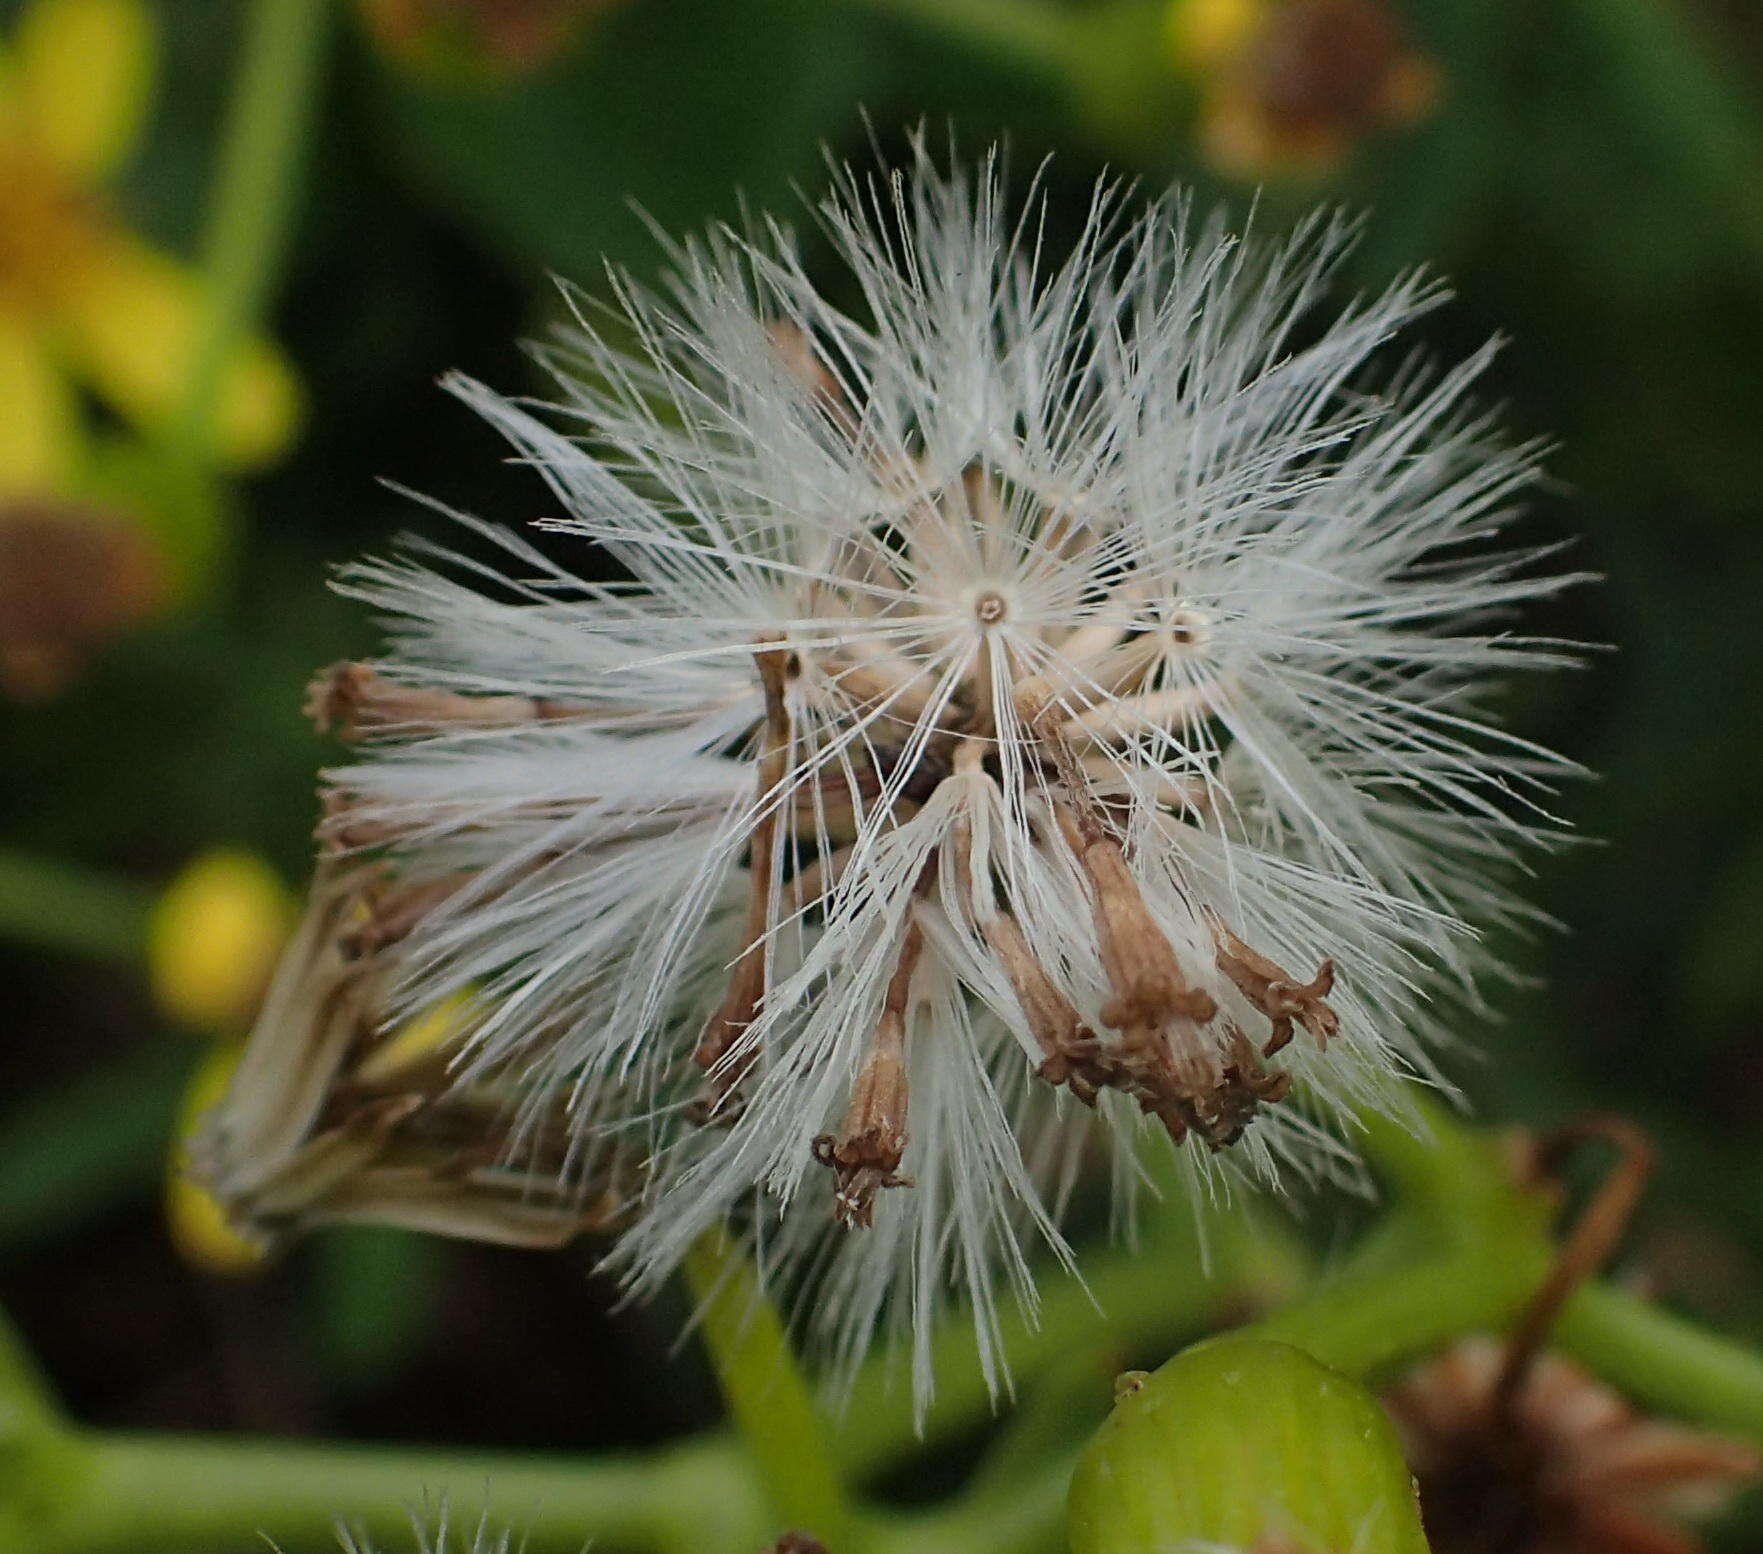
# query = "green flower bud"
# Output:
<box><xmin>1068</xmin><ymin>1336</ymin><xmax>1429</xmax><ymax>1554</ymax></box>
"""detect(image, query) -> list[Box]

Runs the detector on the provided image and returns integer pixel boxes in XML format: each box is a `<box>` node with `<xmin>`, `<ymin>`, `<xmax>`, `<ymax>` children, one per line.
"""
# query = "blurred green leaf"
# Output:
<box><xmin>1685</xmin><ymin>826</ymin><xmax>1763</xmax><ymax>1028</ymax></box>
<box><xmin>1567</xmin><ymin>0</ymin><xmax>1763</xmax><ymax>271</ymax></box>
<box><xmin>1349</xmin><ymin>0</ymin><xmax>1517</xmax><ymax>275</ymax></box>
<box><xmin>0</xmin><ymin>851</ymin><xmax>151</xmax><ymax>964</ymax></box>
<box><xmin>0</xmin><ymin>1040</ymin><xmax>189</xmax><ymax>1253</ymax></box>
<box><xmin>370</xmin><ymin>0</ymin><xmax>879</xmax><ymax>281</ymax></box>
<box><xmin>81</xmin><ymin>436</ymin><xmax>236</xmax><ymax>603</ymax></box>
<box><xmin>308</xmin><ymin>1224</ymin><xmax>446</xmax><ymax>1392</ymax></box>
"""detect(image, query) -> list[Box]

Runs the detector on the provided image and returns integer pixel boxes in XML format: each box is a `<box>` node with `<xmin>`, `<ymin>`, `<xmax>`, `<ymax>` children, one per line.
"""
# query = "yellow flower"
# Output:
<box><xmin>1165</xmin><ymin>0</ymin><xmax>1439</xmax><ymax>180</ymax></box>
<box><xmin>0</xmin><ymin>0</ymin><xmax>300</xmax><ymax>497</ymax></box>
<box><xmin>1168</xmin><ymin>0</ymin><xmax>1262</xmax><ymax>70</ymax></box>
<box><xmin>148</xmin><ymin>848</ymin><xmax>294</xmax><ymax>1034</ymax></box>
<box><xmin>167</xmin><ymin>1041</ymin><xmax>265</xmax><ymax>1275</ymax></box>
<box><xmin>152</xmin><ymin>846</ymin><xmax>292</xmax><ymax>1276</ymax></box>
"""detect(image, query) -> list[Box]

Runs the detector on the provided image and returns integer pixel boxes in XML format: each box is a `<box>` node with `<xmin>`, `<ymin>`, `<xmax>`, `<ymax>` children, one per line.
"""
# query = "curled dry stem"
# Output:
<box><xmin>1493</xmin><ymin>1114</ymin><xmax>1657</xmax><ymax>1425</ymax></box>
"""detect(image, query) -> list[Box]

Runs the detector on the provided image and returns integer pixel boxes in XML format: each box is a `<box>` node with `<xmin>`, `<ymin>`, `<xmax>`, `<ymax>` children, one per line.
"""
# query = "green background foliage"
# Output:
<box><xmin>3</xmin><ymin>0</ymin><xmax>1763</xmax><ymax>1545</ymax></box>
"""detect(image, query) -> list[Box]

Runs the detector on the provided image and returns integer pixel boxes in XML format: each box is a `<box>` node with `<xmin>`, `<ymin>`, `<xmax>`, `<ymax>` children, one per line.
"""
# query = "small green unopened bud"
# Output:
<box><xmin>1068</xmin><ymin>1336</ymin><xmax>1428</xmax><ymax>1554</ymax></box>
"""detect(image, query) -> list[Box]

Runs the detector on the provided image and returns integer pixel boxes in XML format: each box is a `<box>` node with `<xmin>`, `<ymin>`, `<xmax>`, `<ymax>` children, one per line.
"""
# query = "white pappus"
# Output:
<box><xmin>227</xmin><ymin>143</ymin><xmax>1582</xmax><ymax>1409</ymax></box>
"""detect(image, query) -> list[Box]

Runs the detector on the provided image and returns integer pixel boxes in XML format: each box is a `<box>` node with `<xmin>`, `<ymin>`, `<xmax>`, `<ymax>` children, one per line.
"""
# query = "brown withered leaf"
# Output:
<box><xmin>1386</xmin><ymin>1339</ymin><xmax>1759</xmax><ymax>1554</ymax></box>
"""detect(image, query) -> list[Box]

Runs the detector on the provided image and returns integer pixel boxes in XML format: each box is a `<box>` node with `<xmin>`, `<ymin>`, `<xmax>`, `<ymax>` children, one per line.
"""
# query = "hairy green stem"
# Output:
<box><xmin>43</xmin><ymin>1433</ymin><xmax>766</xmax><ymax>1554</ymax></box>
<box><xmin>1246</xmin><ymin>1243</ymin><xmax>1551</xmax><ymax>1383</ymax></box>
<box><xmin>36</xmin><ymin>1427</ymin><xmax>1077</xmax><ymax>1554</ymax></box>
<box><xmin>13</xmin><ymin>1085</ymin><xmax>1763</xmax><ymax>1554</ymax></box>
<box><xmin>173</xmin><ymin>0</ymin><xmax>328</xmax><ymax>462</ymax></box>
<box><xmin>683</xmin><ymin>1231</ymin><xmax>861</xmax><ymax>1551</ymax></box>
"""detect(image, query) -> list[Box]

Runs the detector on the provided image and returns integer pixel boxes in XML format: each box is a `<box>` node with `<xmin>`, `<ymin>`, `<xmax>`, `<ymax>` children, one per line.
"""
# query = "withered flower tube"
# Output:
<box><xmin>195</xmin><ymin>854</ymin><xmax>617</xmax><ymax>1251</ymax></box>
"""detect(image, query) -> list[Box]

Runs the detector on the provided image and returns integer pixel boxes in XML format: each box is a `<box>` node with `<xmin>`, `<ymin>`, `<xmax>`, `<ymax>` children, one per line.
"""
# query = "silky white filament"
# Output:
<box><xmin>303</xmin><ymin>139</ymin><xmax>1580</xmax><ymax>1411</ymax></box>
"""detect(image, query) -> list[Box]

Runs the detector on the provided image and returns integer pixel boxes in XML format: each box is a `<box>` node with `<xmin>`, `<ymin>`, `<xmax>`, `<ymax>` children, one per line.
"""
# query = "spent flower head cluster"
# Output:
<box><xmin>201</xmin><ymin>141</ymin><xmax>1578</xmax><ymax>1399</ymax></box>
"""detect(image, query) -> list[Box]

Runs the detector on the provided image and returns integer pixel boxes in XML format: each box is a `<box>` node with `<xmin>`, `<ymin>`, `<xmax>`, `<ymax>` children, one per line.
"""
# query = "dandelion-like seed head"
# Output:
<box><xmin>210</xmin><ymin>139</ymin><xmax>1580</xmax><ymax>1404</ymax></box>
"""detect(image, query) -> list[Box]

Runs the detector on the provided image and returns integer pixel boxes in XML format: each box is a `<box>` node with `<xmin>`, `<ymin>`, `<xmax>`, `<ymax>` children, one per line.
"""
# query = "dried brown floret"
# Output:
<box><xmin>306</xmin><ymin>660</ymin><xmax>580</xmax><ymax>739</ymax></box>
<box><xmin>1387</xmin><ymin>1340</ymin><xmax>1758</xmax><ymax>1554</ymax></box>
<box><xmin>1208</xmin><ymin>909</ymin><xmax>1339</xmax><ymax>1056</ymax></box>
<box><xmin>0</xmin><ymin>499</ymin><xmax>164</xmax><ymax>700</ymax></box>
<box><xmin>813</xmin><ymin>919</ymin><xmax>923</xmax><ymax>1227</ymax></box>
<box><xmin>193</xmin><ymin>858</ymin><xmax>617</xmax><ymax>1251</ymax></box>
<box><xmin>693</xmin><ymin>640</ymin><xmax>797</xmax><ymax>1113</ymax></box>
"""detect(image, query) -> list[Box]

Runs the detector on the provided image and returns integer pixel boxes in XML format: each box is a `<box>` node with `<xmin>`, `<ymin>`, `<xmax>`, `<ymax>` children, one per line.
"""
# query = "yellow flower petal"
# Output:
<box><xmin>167</xmin><ymin>1042</ymin><xmax>266</xmax><ymax>1276</ymax></box>
<box><xmin>0</xmin><ymin>307</ymin><xmax>78</xmax><ymax>493</ymax></box>
<box><xmin>354</xmin><ymin>988</ymin><xmax>482</xmax><ymax>1085</ymax></box>
<box><xmin>58</xmin><ymin>234</ymin><xmax>302</xmax><ymax>468</ymax></box>
<box><xmin>149</xmin><ymin>848</ymin><xmax>293</xmax><ymax>1033</ymax></box>
<box><xmin>1167</xmin><ymin>0</ymin><xmax>1262</xmax><ymax>71</ymax></box>
<box><xmin>14</xmin><ymin>0</ymin><xmax>155</xmax><ymax>178</ymax></box>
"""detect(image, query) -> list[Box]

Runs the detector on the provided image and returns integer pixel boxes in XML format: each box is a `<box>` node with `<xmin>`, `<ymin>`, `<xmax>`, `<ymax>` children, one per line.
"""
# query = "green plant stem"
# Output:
<box><xmin>10</xmin><ymin>1102</ymin><xmax>1763</xmax><ymax>1554</ymax></box>
<box><xmin>0</xmin><ymin>850</ymin><xmax>151</xmax><ymax>963</ymax></box>
<box><xmin>173</xmin><ymin>0</ymin><xmax>328</xmax><ymax>463</ymax></box>
<box><xmin>1234</xmin><ymin>1093</ymin><xmax>1556</xmax><ymax>1382</ymax></box>
<box><xmin>1351</xmin><ymin>1090</ymin><xmax>1520</xmax><ymax>1224</ymax></box>
<box><xmin>1558</xmin><ymin>1281</ymin><xmax>1763</xmax><ymax>1446</ymax></box>
<box><xmin>835</xmin><ymin>1203</ymin><xmax>1308</xmax><ymax>1475</ymax></box>
<box><xmin>960</xmin><ymin>1354</ymin><xmax>1102</xmax><ymax>1505</ymax></box>
<box><xmin>853</xmin><ymin>0</ymin><xmax>1077</xmax><ymax>77</ymax></box>
<box><xmin>879</xmin><ymin>1450</ymin><xmax>1074</xmax><ymax>1554</ymax></box>
<box><xmin>1241</xmin><ymin>1093</ymin><xmax>1763</xmax><ymax>1454</ymax></box>
<box><xmin>37</xmin><ymin>1427</ymin><xmax>1073</xmax><ymax>1554</ymax></box>
<box><xmin>1247</xmin><ymin>1242</ymin><xmax>1550</xmax><ymax>1383</ymax></box>
<box><xmin>683</xmin><ymin>1231</ymin><xmax>860</xmax><ymax>1551</ymax></box>
<box><xmin>45</xmin><ymin>1433</ymin><xmax>767</xmax><ymax>1554</ymax></box>
<box><xmin>0</xmin><ymin>1299</ymin><xmax>64</xmax><ymax>1434</ymax></box>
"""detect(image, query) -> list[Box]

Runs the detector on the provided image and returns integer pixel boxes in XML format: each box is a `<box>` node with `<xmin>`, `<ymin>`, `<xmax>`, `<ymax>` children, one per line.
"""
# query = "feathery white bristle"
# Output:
<box><xmin>332</xmin><ymin>1508</ymin><xmax>522</xmax><ymax>1554</ymax></box>
<box><xmin>306</xmin><ymin>138</ymin><xmax>1578</xmax><ymax>1411</ymax></box>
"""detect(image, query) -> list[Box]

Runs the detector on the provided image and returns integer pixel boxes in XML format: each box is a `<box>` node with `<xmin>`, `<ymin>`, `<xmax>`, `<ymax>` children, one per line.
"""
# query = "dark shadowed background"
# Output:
<box><xmin>3</xmin><ymin>0</ymin><xmax>1762</xmax><ymax>1543</ymax></box>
